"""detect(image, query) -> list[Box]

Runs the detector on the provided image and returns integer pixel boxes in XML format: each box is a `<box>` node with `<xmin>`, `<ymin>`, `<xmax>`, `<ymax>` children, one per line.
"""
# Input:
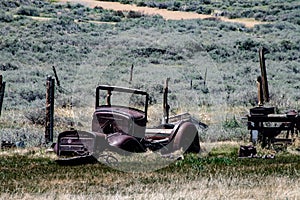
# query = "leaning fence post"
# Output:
<box><xmin>52</xmin><ymin>66</ymin><xmax>61</xmax><ymax>87</ymax></box>
<box><xmin>0</xmin><ymin>75</ymin><xmax>6</xmax><ymax>117</ymax></box>
<box><xmin>45</xmin><ymin>75</ymin><xmax>55</xmax><ymax>144</ymax></box>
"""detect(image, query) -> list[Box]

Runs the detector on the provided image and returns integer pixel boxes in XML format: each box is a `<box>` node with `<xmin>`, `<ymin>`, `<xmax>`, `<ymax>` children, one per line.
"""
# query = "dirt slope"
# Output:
<box><xmin>58</xmin><ymin>0</ymin><xmax>266</xmax><ymax>28</ymax></box>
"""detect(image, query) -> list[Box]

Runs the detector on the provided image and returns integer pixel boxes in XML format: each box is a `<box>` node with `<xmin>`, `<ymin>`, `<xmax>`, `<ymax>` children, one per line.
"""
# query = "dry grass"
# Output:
<box><xmin>1</xmin><ymin>142</ymin><xmax>299</xmax><ymax>199</ymax></box>
<box><xmin>1</xmin><ymin>175</ymin><xmax>299</xmax><ymax>199</ymax></box>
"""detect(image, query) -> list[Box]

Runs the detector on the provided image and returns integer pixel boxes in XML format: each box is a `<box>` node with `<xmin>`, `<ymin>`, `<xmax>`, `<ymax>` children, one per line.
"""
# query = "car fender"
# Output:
<box><xmin>171</xmin><ymin>121</ymin><xmax>200</xmax><ymax>153</ymax></box>
<box><xmin>107</xmin><ymin>133</ymin><xmax>146</xmax><ymax>153</ymax></box>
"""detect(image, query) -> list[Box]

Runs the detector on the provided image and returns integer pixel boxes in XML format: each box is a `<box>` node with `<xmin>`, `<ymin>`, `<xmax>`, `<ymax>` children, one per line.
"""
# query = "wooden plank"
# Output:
<box><xmin>259</xmin><ymin>47</ymin><xmax>270</xmax><ymax>102</ymax></box>
<box><xmin>146</xmin><ymin>128</ymin><xmax>173</xmax><ymax>134</ymax></box>
<box><xmin>248</xmin><ymin>115</ymin><xmax>299</xmax><ymax>123</ymax></box>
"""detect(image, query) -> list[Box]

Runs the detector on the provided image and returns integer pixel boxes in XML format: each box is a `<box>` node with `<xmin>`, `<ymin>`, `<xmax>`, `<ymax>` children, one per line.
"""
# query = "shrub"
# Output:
<box><xmin>127</xmin><ymin>11</ymin><xmax>143</xmax><ymax>18</ymax></box>
<box><xmin>235</xmin><ymin>38</ymin><xmax>260</xmax><ymax>51</ymax></box>
<box><xmin>253</xmin><ymin>12</ymin><xmax>265</xmax><ymax>20</ymax></box>
<box><xmin>223</xmin><ymin>116</ymin><xmax>241</xmax><ymax>129</ymax></box>
<box><xmin>19</xmin><ymin>87</ymin><xmax>44</xmax><ymax>103</ymax></box>
<box><xmin>101</xmin><ymin>13</ymin><xmax>122</xmax><ymax>22</ymax></box>
<box><xmin>24</xmin><ymin>107</ymin><xmax>45</xmax><ymax>125</ymax></box>
<box><xmin>136</xmin><ymin>1</ymin><xmax>146</xmax><ymax>7</ymax></box>
<box><xmin>16</xmin><ymin>6</ymin><xmax>40</xmax><ymax>16</ymax></box>
<box><xmin>0</xmin><ymin>63</ymin><xmax>19</xmax><ymax>71</ymax></box>
<box><xmin>0</xmin><ymin>12</ymin><xmax>13</xmax><ymax>22</ymax></box>
<box><xmin>170</xmin><ymin>1</ymin><xmax>181</xmax><ymax>11</ymax></box>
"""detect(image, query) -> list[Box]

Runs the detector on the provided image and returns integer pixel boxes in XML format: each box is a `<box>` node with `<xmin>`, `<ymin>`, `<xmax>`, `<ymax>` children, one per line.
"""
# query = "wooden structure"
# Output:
<box><xmin>247</xmin><ymin>48</ymin><xmax>299</xmax><ymax>148</ymax></box>
<box><xmin>247</xmin><ymin>108</ymin><xmax>299</xmax><ymax>147</ymax></box>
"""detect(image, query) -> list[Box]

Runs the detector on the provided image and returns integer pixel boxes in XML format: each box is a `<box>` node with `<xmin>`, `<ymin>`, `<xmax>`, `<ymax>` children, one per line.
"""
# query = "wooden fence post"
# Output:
<box><xmin>129</xmin><ymin>64</ymin><xmax>134</xmax><ymax>84</ymax></box>
<box><xmin>203</xmin><ymin>67</ymin><xmax>207</xmax><ymax>88</ymax></box>
<box><xmin>45</xmin><ymin>75</ymin><xmax>55</xmax><ymax>144</ymax></box>
<box><xmin>0</xmin><ymin>75</ymin><xmax>6</xmax><ymax>117</ymax></box>
<box><xmin>163</xmin><ymin>78</ymin><xmax>170</xmax><ymax>124</ymax></box>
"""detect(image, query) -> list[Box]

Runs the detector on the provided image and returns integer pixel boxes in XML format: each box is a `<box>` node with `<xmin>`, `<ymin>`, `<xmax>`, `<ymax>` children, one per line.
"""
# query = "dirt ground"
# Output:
<box><xmin>57</xmin><ymin>0</ymin><xmax>266</xmax><ymax>28</ymax></box>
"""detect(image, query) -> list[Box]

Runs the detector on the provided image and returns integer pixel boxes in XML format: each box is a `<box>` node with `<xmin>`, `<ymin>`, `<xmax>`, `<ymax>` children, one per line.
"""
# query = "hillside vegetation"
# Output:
<box><xmin>0</xmin><ymin>1</ymin><xmax>300</xmax><ymax>199</ymax></box>
<box><xmin>115</xmin><ymin>0</ymin><xmax>300</xmax><ymax>24</ymax></box>
<box><xmin>0</xmin><ymin>0</ymin><xmax>299</xmax><ymax>144</ymax></box>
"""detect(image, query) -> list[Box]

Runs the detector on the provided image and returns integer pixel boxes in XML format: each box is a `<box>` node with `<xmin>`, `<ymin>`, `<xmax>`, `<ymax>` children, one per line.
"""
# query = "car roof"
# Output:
<box><xmin>96</xmin><ymin>85</ymin><xmax>148</xmax><ymax>96</ymax></box>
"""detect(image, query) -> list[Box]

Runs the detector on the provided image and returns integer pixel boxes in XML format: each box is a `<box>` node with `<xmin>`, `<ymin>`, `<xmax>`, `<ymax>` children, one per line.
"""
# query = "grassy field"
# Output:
<box><xmin>1</xmin><ymin>0</ymin><xmax>299</xmax><ymax>134</ymax></box>
<box><xmin>1</xmin><ymin>142</ymin><xmax>300</xmax><ymax>199</ymax></box>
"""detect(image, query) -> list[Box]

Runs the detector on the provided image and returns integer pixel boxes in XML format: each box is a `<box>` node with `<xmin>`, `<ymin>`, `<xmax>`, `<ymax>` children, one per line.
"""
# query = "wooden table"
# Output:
<box><xmin>247</xmin><ymin>114</ymin><xmax>300</xmax><ymax>148</ymax></box>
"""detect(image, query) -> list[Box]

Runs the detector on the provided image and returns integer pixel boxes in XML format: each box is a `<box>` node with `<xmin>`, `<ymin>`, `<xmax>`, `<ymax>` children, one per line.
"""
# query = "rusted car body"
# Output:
<box><xmin>54</xmin><ymin>85</ymin><xmax>201</xmax><ymax>160</ymax></box>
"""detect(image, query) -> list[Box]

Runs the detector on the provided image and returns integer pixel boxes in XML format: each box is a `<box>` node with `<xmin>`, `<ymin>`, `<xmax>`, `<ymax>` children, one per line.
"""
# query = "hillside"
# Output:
<box><xmin>57</xmin><ymin>0</ymin><xmax>267</xmax><ymax>27</ymax></box>
<box><xmin>0</xmin><ymin>0</ymin><xmax>299</xmax><ymax>144</ymax></box>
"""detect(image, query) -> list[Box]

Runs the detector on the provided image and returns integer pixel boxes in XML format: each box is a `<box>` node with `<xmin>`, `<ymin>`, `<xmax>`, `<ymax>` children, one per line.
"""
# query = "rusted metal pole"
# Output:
<box><xmin>129</xmin><ymin>64</ymin><xmax>134</xmax><ymax>84</ymax></box>
<box><xmin>259</xmin><ymin>47</ymin><xmax>270</xmax><ymax>102</ymax></box>
<box><xmin>0</xmin><ymin>75</ymin><xmax>5</xmax><ymax>117</ymax></box>
<box><xmin>45</xmin><ymin>76</ymin><xmax>55</xmax><ymax>144</ymax></box>
<box><xmin>163</xmin><ymin>78</ymin><xmax>170</xmax><ymax>124</ymax></box>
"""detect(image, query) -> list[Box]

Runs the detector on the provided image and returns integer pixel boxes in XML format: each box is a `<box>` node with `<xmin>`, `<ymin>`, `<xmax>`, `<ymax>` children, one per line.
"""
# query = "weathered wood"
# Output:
<box><xmin>50</xmin><ymin>77</ymin><xmax>55</xmax><ymax>142</ymax></box>
<box><xmin>0</xmin><ymin>75</ymin><xmax>5</xmax><ymax>117</ymax></box>
<box><xmin>247</xmin><ymin>113</ymin><xmax>299</xmax><ymax>148</ymax></box>
<box><xmin>256</xmin><ymin>76</ymin><xmax>263</xmax><ymax>106</ymax></box>
<box><xmin>259</xmin><ymin>47</ymin><xmax>270</xmax><ymax>102</ymax></box>
<box><xmin>129</xmin><ymin>64</ymin><xmax>134</xmax><ymax>84</ymax></box>
<box><xmin>45</xmin><ymin>76</ymin><xmax>51</xmax><ymax>143</ymax></box>
<box><xmin>203</xmin><ymin>67</ymin><xmax>207</xmax><ymax>87</ymax></box>
<box><xmin>145</xmin><ymin>128</ymin><xmax>173</xmax><ymax>135</ymax></box>
<box><xmin>52</xmin><ymin>66</ymin><xmax>61</xmax><ymax>87</ymax></box>
<box><xmin>45</xmin><ymin>76</ymin><xmax>55</xmax><ymax>144</ymax></box>
<box><xmin>163</xmin><ymin>78</ymin><xmax>170</xmax><ymax>124</ymax></box>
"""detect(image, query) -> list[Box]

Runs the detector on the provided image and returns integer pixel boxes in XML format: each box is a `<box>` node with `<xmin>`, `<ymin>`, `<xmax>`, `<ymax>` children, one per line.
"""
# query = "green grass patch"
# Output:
<box><xmin>1</xmin><ymin>146</ymin><xmax>299</xmax><ymax>195</ymax></box>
